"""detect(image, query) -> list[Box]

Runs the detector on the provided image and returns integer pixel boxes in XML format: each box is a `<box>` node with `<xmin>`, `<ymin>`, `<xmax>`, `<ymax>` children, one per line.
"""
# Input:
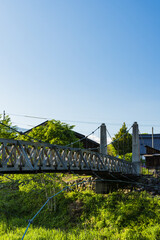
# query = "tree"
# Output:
<box><xmin>16</xmin><ymin>119</ymin><xmax>83</xmax><ymax>211</ymax></box>
<box><xmin>112</xmin><ymin>122</ymin><xmax>132</xmax><ymax>156</ymax></box>
<box><xmin>18</xmin><ymin>119</ymin><xmax>82</xmax><ymax>147</ymax></box>
<box><xmin>0</xmin><ymin>115</ymin><xmax>17</xmax><ymax>139</ymax></box>
<box><xmin>107</xmin><ymin>144</ymin><xmax>117</xmax><ymax>156</ymax></box>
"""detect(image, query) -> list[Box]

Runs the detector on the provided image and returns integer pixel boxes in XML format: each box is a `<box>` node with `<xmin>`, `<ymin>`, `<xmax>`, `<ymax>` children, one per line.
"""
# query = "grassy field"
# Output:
<box><xmin>0</xmin><ymin>174</ymin><xmax>160</xmax><ymax>240</ymax></box>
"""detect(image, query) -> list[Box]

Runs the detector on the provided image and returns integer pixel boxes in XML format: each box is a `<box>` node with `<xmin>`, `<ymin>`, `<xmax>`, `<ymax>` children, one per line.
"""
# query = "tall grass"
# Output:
<box><xmin>0</xmin><ymin>174</ymin><xmax>160</xmax><ymax>239</ymax></box>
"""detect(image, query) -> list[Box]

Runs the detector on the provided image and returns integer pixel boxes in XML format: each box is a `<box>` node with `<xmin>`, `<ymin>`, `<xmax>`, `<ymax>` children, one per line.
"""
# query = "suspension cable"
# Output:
<box><xmin>105</xmin><ymin>125</ymin><xmax>133</xmax><ymax>147</ymax></box>
<box><xmin>0</xmin><ymin>121</ymin><xmax>44</xmax><ymax>143</ymax></box>
<box><xmin>65</xmin><ymin>125</ymin><xmax>101</xmax><ymax>147</ymax></box>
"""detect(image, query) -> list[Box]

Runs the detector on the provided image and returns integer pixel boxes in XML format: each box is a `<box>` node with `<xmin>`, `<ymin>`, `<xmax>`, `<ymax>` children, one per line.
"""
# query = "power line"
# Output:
<box><xmin>7</xmin><ymin>113</ymin><xmax>48</xmax><ymax>120</ymax></box>
<box><xmin>4</xmin><ymin>112</ymin><xmax>137</xmax><ymax>127</ymax></box>
<box><xmin>7</xmin><ymin>113</ymin><xmax>101</xmax><ymax>125</ymax></box>
<box><xmin>5</xmin><ymin>112</ymin><xmax>160</xmax><ymax>128</ymax></box>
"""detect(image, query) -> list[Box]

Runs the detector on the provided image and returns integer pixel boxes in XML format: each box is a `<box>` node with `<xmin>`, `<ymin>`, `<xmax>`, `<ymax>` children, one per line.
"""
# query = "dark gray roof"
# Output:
<box><xmin>139</xmin><ymin>134</ymin><xmax>160</xmax><ymax>155</ymax></box>
<box><xmin>23</xmin><ymin>120</ymin><xmax>99</xmax><ymax>150</ymax></box>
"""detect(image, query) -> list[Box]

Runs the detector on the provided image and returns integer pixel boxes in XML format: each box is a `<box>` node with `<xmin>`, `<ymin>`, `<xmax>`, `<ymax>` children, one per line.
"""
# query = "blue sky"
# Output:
<box><xmin>0</xmin><ymin>0</ymin><xmax>160</xmax><ymax>141</ymax></box>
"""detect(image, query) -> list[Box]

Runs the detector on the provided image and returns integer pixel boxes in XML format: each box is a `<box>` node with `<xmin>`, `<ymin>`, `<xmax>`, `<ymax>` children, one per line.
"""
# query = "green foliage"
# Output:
<box><xmin>0</xmin><ymin>174</ymin><xmax>160</xmax><ymax>240</ymax></box>
<box><xmin>0</xmin><ymin>114</ymin><xmax>82</xmax><ymax>148</ymax></box>
<box><xmin>17</xmin><ymin>120</ymin><xmax>82</xmax><ymax>147</ymax></box>
<box><xmin>0</xmin><ymin>115</ymin><xmax>17</xmax><ymax>139</ymax></box>
<box><xmin>112</xmin><ymin>122</ymin><xmax>132</xmax><ymax>155</ymax></box>
<box><xmin>119</xmin><ymin>153</ymin><xmax>132</xmax><ymax>162</ymax></box>
<box><xmin>0</xmin><ymin>118</ymin><xmax>160</xmax><ymax>239</ymax></box>
<box><xmin>107</xmin><ymin>144</ymin><xmax>117</xmax><ymax>156</ymax></box>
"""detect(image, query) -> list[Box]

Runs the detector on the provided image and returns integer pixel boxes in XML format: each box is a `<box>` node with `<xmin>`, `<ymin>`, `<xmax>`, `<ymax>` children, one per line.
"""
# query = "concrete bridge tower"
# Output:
<box><xmin>100</xmin><ymin>123</ymin><xmax>107</xmax><ymax>155</ymax></box>
<box><xmin>132</xmin><ymin>122</ymin><xmax>140</xmax><ymax>175</ymax></box>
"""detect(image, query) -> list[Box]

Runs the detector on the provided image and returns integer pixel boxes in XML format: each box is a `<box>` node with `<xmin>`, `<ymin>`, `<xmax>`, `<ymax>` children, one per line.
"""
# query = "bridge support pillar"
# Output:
<box><xmin>100</xmin><ymin>123</ymin><xmax>107</xmax><ymax>155</ymax></box>
<box><xmin>132</xmin><ymin>122</ymin><xmax>140</xmax><ymax>175</ymax></box>
<box><xmin>95</xmin><ymin>181</ymin><xmax>119</xmax><ymax>194</ymax></box>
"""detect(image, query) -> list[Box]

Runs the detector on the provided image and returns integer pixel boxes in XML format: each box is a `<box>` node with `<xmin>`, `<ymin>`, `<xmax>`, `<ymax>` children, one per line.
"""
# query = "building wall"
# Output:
<box><xmin>139</xmin><ymin>134</ymin><xmax>160</xmax><ymax>155</ymax></box>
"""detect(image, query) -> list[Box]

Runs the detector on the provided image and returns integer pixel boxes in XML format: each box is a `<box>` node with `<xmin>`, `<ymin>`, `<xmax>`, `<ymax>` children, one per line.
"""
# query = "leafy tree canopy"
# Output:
<box><xmin>0</xmin><ymin>114</ymin><xmax>17</xmax><ymax>139</ymax></box>
<box><xmin>18</xmin><ymin>120</ymin><xmax>82</xmax><ymax>147</ymax></box>
<box><xmin>112</xmin><ymin>122</ymin><xmax>132</xmax><ymax>156</ymax></box>
<box><xmin>107</xmin><ymin>144</ymin><xmax>117</xmax><ymax>156</ymax></box>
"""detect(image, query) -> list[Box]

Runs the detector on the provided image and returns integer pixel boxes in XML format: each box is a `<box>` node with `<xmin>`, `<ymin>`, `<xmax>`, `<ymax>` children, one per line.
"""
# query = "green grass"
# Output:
<box><xmin>0</xmin><ymin>174</ymin><xmax>160</xmax><ymax>240</ymax></box>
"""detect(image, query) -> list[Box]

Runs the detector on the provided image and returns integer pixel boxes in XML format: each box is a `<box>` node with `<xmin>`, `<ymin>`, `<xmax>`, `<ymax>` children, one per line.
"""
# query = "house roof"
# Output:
<box><xmin>23</xmin><ymin>120</ymin><xmax>100</xmax><ymax>150</ymax></box>
<box><xmin>24</xmin><ymin>120</ymin><xmax>48</xmax><ymax>134</ymax></box>
<box><xmin>139</xmin><ymin>134</ymin><xmax>160</xmax><ymax>155</ymax></box>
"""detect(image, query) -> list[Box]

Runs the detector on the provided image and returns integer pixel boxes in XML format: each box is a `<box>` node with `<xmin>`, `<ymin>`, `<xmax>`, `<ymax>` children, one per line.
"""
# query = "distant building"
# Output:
<box><xmin>144</xmin><ymin>145</ymin><xmax>160</xmax><ymax>170</ymax></box>
<box><xmin>139</xmin><ymin>134</ymin><xmax>160</xmax><ymax>155</ymax></box>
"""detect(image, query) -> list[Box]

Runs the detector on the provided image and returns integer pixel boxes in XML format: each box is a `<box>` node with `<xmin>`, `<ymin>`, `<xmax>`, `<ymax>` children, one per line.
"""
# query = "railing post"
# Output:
<box><xmin>100</xmin><ymin>123</ymin><xmax>107</xmax><ymax>155</ymax></box>
<box><xmin>132</xmin><ymin>122</ymin><xmax>140</xmax><ymax>174</ymax></box>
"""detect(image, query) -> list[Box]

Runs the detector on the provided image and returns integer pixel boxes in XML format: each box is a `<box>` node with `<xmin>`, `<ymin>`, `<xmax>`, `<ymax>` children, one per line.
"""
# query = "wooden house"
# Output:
<box><xmin>144</xmin><ymin>146</ymin><xmax>160</xmax><ymax>170</ymax></box>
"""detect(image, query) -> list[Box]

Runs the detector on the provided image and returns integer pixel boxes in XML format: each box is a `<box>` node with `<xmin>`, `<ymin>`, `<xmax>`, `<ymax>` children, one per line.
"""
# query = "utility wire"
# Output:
<box><xmin>7</xmin><ymin>113</ymin><xmax>102</xmax><ymax>125</ymax></box>
<box><xmin>5</xmin><ymin>112</ymin><xmax>139</xmax><ymax>127</ymax></box>
<box><xmin>6</xmin><ymin>112</ymin><xmax>160</xmax><ymax>128</ymax></box>
<box><xmin>7</xmin><ymin>113</ymin><xmax>48</xmax><ymax>120</ymax></box>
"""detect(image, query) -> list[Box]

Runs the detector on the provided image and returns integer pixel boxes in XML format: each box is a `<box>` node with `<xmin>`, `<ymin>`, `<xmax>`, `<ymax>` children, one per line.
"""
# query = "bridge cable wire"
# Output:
<box><xmin>0</xmin><ymin>121</ymin><xmax>23</xmax><ymax>135</ymax></box>
<box><xmin>0</xmin><ymin>121</ymin><xmax>47</xmax><ymax>144</ymax></box>
<box><xmin>0</xmin><ymin>120</ymin><xmax>101</xmax><ymax>151</ymax></box>
<box><xmin>105</xmin><ymin>125</ymin><xmax>133</xmax><ymax>148</ymax></box>
<box><xmin>106</xmin><ymin>128</ymin><xmax>113</xmax><ymax>141</ymax></box>
<box><xmin>90</xmin><ymin>171</ymin><xmax>157</xmax><ymax>190</ymax></box>
<box><xmin>120</xmin><ymin>173</ymin><xmax>135</xmax><ymax>182</ymax></box>
<box><xmin>88</xmin><ymin>124</ymin><xmax>133</xmax><ymax>151</ymax></box>
<box><xmin>0</xmin><ymin>120</ymin><xmax>64</xmax><ymax>145</ymax></box>
<box><xmin>65</xmin><ymin>125</ymin><xmax>101</xmax><ymax>147</ymax></box>
<box><xmin>0</xmin><ymin>115</ymin><xmax>132</xmax><ymax>151</ymax></box>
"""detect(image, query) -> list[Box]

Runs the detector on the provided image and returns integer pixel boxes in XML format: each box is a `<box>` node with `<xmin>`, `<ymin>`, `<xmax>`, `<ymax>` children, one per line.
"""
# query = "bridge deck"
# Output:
<box><xmin>0</xmin><ymin>138</ymin><xmax>137</xmax><ymax>175</ymax></box>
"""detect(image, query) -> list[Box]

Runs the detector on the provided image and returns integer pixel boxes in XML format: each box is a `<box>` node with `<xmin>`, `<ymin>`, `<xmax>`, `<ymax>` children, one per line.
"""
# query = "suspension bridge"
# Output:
<box><xmin>0</xmin><ymin>122</ymin><xmax>140</xmax><ymax>178</ymax></box>
<box><xmin>0</xmin><ymin>120</ymin><xmax>150</xmax><ymax>240</ymax></box>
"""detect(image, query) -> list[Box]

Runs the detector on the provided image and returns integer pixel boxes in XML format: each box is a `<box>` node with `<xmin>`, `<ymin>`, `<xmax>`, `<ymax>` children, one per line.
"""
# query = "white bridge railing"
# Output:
<box><xmin>0</xmin><ymin>138</ymin><xmax>137</xmax><ymax>174</ymax></box>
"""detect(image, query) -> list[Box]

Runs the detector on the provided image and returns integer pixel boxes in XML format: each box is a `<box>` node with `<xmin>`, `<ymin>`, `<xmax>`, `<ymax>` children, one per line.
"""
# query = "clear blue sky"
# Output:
<box><xmin>0</xmin><ymin>0</ymin><xmax>160</xmax><ymax>141</ymax></box>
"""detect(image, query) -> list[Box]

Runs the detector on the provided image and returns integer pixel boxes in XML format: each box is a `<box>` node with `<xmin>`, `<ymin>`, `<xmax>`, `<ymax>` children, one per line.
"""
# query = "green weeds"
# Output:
<box><xmin>0</xmin><ymin>174</ymin><xmax>160</xmax><ymax>239</ymax></box>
